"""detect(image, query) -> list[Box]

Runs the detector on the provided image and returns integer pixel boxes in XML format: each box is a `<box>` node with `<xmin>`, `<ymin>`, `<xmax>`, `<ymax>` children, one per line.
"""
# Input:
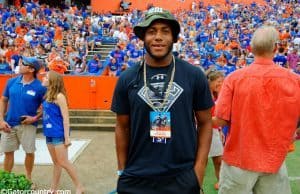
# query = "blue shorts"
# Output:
<box><xmin>46</xmin><ymin>137</ymin><xmax>65</xmax><ymax>145</ymax></box>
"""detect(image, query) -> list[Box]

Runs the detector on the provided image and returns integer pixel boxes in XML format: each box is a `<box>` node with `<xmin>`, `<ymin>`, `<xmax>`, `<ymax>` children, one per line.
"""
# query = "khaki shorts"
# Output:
<box><xmin>0</xmin><ymin>125</ymin><xmax>37</xmax><ymax>153</ymax></box>
<box><xmin>218</xmin><ymin>161</ymin><xmax>291</xmax><ymax>194</ymax></box>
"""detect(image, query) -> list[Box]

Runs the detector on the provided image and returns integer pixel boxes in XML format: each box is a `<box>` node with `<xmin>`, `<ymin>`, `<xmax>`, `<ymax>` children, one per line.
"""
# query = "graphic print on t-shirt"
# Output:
<box><xmin>138</xmin><ymin>73</ymin><xmax>183</xmax><ymax>112</ymax></box>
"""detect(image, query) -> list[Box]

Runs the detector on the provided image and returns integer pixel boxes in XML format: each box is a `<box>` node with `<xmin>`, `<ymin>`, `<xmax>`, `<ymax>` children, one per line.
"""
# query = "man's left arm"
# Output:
<box><xmin>194</xmin><ymin>108</ymin><xmax>213</xmax><ymax>186</ymax></box>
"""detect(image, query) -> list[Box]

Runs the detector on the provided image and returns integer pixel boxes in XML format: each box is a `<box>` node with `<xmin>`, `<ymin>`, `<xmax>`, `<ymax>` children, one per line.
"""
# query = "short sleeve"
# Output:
<box><xmin>2</xmin><ymin>78</ymin><xmax>14</xmax><ymax>98</ymax></box>
<box><xmin>215</xmin><ymin>75</ymin><xmax>233</xmax><ymax>121</ymax></box>
<box><xmin>111</xmin><ymin>75</ymin><xmax>130</xmax><ymax>115</ymax></box>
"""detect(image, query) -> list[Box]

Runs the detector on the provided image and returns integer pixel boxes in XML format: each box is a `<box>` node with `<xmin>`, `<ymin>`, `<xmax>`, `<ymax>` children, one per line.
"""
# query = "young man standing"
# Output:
<box><xmin>111</xmin><ymin>7</ymin><xmax>214</xmax><ymax>194</ymax></box>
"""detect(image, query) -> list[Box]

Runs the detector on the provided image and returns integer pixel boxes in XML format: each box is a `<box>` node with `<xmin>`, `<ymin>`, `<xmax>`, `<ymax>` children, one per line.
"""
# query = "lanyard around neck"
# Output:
<box><xmin>143</xmin><ymin>55</ymin><xmax>176</xmax><ymax>112</ymax></box>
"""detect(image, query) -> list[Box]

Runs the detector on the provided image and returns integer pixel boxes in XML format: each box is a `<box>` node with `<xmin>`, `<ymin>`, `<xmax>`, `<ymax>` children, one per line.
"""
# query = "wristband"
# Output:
<box><xmin>117</xmin><ymin>170</ymin><xmax>123</xmax><ymax>176</ymax></box>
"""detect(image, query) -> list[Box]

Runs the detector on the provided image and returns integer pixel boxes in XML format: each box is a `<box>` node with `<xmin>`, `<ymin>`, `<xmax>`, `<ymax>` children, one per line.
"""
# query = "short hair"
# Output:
<box><xmin>250</xmin><ymin>26</ymin><xmax>279</xmax><ymax>56</ymax></box>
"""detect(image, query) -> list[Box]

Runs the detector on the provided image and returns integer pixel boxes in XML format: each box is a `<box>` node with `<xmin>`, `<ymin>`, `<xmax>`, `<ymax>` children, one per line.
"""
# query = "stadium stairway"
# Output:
<box><xmin>86</xmin><ymin>43</ymin><xmax>117</xmax><ymax>63</ymax></box>
<box><xmin>38</xmin><ymin>109</ymin><xmax>116</xmax><ymax>131</ymax></box>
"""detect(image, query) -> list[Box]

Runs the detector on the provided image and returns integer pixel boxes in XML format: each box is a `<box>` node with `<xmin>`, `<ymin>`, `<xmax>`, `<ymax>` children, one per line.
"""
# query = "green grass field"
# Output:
<box><xmin>203</xmin><ymin>141</ymin><xmax>300</xmax><ymax>194</ymax></box>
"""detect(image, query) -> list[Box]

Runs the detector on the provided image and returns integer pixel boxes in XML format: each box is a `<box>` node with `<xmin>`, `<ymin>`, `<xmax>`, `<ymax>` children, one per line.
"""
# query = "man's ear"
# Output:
<box><xmin>29</xmin><ymin>67</ymin><xmax>35</xmax><ymax>73</ymax></box>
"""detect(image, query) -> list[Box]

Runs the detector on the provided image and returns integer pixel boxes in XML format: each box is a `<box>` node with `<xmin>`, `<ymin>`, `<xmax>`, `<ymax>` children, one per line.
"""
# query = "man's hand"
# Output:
<box><xmin>20</xmin><ymin>115</ymin><xmax>37</xmax><ymax>125</ymax></box>
<box><xmin>193</xmin><ymin>167</ymin><xmax>202</xmax><ymax>186</ymax></box>
<box><xmin>294</xmin><ymin>127</ymin><xmax>300</xmax><ymax>141</ymax></box>
<box><xmin>0</xmin><ymin>120</ymin><xmax>11</xmax><ymax>133</ymax></box>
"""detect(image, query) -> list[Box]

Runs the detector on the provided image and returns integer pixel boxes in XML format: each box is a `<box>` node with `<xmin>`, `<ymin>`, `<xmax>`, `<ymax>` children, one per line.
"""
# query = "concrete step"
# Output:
<box><xmin>69</xmin><ymin>110</ymin><xmax>116</xmax><ymax>117</ymax></box>
<box><xmin>38</xmin><ymin>123</ymin><xmax>115</xmax><ymax>131</ymax></box>
<box><xmin>70</xmin><ymin>123</ymin><xmax>115</xmax><ymax>131</ymax></box>
<box><xmin>98</xmin><ymin>47</ymin><xmax>114</xmax><ymax>51</ymax></box>
<box><xmin>87</xmin><ymin>54</ymin><xmax>110</xmax><ymax>58</ymax></box>
<box><xmin>37</xmin><ymin>110</ymin><xmax>116</xmax><ymax>131</ymax></box>
<box><xmin>100</xmin><ymin>44</ymin><xmax>116</xmax><ymax>46</ymax></box>
<box><xmin>70</xmin><ymin>116</ymin><xmax>116</xmax><ymax>124</ymax></box>
<box><xmin>88</xmin><ymin>50</ymin><xmax>111</xmax><ymax>54</ymax></box>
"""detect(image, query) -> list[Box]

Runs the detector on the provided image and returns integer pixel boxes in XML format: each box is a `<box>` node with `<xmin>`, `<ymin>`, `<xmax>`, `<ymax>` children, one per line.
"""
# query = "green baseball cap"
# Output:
<box><xmin>133</xmin><ymin>7</ymin><xmax>180</xmax><ymax>42</ymax></box>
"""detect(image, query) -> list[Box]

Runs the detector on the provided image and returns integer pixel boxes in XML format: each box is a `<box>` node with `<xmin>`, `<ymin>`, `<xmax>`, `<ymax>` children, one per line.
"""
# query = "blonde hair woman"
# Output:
<box><xmin>42</xmin><ymin>71</ymin><xmax>84</xmax><ymax>194</ymax></box>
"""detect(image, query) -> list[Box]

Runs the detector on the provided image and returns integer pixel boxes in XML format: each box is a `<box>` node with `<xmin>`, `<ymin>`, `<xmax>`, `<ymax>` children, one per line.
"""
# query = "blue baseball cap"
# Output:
<box><xmin>21</xmin><ymin>56</ymin><xmax>41</xmax><ymax>72</ymax></box>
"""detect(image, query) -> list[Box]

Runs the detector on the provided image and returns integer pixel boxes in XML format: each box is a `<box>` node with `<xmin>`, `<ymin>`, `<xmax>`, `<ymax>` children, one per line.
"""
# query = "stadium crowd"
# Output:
<box><xmin>0</xmin><ymin>0</ymin><xmax>299</xmax><ymax>77</ymax></box>
<box><xmin>0</xmin><ymin>1</ymin><xmax>299</xmax><ymax>193</ymax></box>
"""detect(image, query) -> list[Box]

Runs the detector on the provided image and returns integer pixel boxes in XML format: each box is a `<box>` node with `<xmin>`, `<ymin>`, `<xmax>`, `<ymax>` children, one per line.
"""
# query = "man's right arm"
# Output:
<box><xmin>115</xmin><ymin>114</ymin><xmax>130</xmax><ymax>171</ymax></box>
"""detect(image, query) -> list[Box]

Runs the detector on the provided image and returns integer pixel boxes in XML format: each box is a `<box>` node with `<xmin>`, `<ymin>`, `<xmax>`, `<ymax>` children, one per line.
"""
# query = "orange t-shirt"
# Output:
<box><xmin>280</xmin><ymin>32</ymin><xmax>290</xmax><ymax>40</ymax></box>
<box><xmin>19</xmin><ymin>7</ymin><xmax>27</xmax><ymax>17</ymax></box>
<box><xmin>5</xmin><ymin>49</ymin><xmax>17</xmax><ymax>63</ymax></box>
<box><xmin>54</xmin><ymin>26</ymin><xmax>63</xmax><ymax>41</ymax></box>
<box><xmin>15</xmin><ymin>26</ymin><xmax>28</xmax><ymax>36</ymax></box>
<box><xmin>215</xmin><ymin>43</ymin><xmax>226</xmax><ymax>51</ymax></box>
<box><xmin>216</xmin><ymin>58</ymin><xmax>300</xmax><ymax>173</ymax></box>
<box><xmin>14</xmin><ymin>37</ymin><xmax>26</xmax><ymax>48</ymax></box>
<box><xmin>228</xmin><ymin>41</ymin><xmax>239</xmax><ymax>49</ymax></box>
<box><xmin>48</xmin><ymin>60</ymin><xmax>67</xmax><ymax>74</ymax></box>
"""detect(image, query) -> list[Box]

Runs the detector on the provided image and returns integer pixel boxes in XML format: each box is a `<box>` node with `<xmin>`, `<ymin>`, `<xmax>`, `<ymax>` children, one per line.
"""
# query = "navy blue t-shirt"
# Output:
<box><xmin>111</xmin><ymin>57</ymin><xmax>214</xmax><ymax>177</ymax></box>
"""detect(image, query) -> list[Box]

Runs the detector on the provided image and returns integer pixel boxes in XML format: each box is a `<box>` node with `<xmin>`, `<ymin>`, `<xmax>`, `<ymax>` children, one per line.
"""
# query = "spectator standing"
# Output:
<box><xmin>214</xmin><ymin>26</ymin><xmax>300</xmax><ymax>194</ymax></box>
<box><xmin>111</xmin><ymin>7</ymin><xmax>213</xmax><ymax>194</ymax></box>
<box><xmin>0</xmin><ymin>56</ymin><xmax>46</xmax><ymax>187</ymax></box>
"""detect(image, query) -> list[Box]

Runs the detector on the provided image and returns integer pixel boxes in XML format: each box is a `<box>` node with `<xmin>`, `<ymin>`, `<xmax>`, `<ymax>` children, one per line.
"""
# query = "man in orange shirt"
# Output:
<box><xmin>54</xmin><ymin>24</ymin><xmax>63</xmax><ymax>47</ymax></box>
<box><xmin>48</xmin><ymin>56</ymin><xmax>68</xmax><ymax>74</ymax></box>
<box><xmin>214</xmin><ymin>26</ymin><xmax>300</xmax><ymax>194</ymax></box>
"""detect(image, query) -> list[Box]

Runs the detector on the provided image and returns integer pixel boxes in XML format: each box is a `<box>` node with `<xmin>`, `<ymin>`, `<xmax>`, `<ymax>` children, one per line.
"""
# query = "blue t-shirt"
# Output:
<box><xmin>42</xmin><ymin>100</ymin><xmax>64</xmax><ymax>138</ymax></box>
<box><xmin>44</xmin><ymin>8</ymin><xmax>52</xmax><ymax>16</ymax></box>
<box><xmin>25</xmin><ymin>2</ymin><xmax>34</xmax><ymax>13</ymax></box>
<box><xmin>111</xmin><ymin>57</ymin><xmax>214</xmax><ymax>177</ymax></box>
<box><xmin>110</xmin><ymin>50</ymin><xmax>125</xmax><ymax>63</ymax></box>
<box><xmin>130</xmin><ymin>49</ymin><xmax>142</xmax><ymax>59</ymax></box>
<box><xmin>41</xmin><ymin>36</ymin><xmax>52</xmax><ymax>45</ymax></box>
<box><xmin>273</xmin><ymin>54</ymin><xmax>287</xmax><ymax>67</ymax></box>
<box><xmin>108</xmin><ymin>61</ymin><xmax>120</xmax><ymax>72</ymax></box>
<box><xmin>11</xmin><ymin>54</ymin><xmax>21</xmax><ymax>68</ymax></box>
<box><xmin>0</xmin><ymin>62</ymin><xmax>11</xmax><ymax>73</ymax></box>
<box><xmin>3</xmin><ymin>76</ymin><xmax>46</xmax><ymax>127</ymax></box>
<box><xmin>2</xmin><ymin>11</ymin><xmax>10</xmax><ymax>24</ymax></box>
<box><xmin>87</xmin><ymin>59</ymin><xmax>101</xmax><ymax>73</ymax></box>
<box><xmin>30</xmin><ymin>39</ymin><xmax>40</xmax><ymax>47</ymax></box>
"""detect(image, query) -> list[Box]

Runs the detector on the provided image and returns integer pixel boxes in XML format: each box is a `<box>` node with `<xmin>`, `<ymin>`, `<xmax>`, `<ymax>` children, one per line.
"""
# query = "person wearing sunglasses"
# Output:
<box><xmin>0</xmin><ymin>56</ymin><xmax>46</xmax><ymax>189</ymax></box>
